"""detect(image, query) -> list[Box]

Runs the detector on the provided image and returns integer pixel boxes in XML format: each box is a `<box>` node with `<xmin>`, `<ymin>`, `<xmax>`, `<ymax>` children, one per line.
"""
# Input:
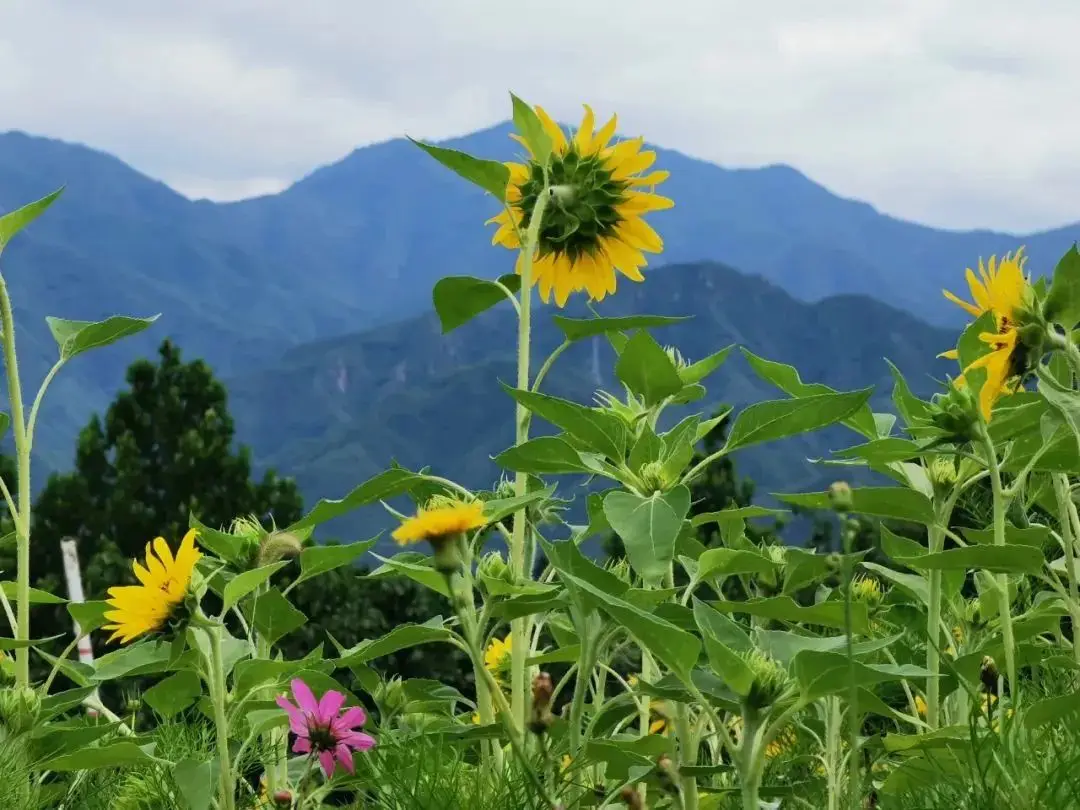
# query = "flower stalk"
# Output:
<box><xmin>208</xmin><ymin>623</ymin><xmax>236</xmax><ymax>810</ymax></box>
<box><xmin>981</xmin><ymin>428</ymin><xmax>1018</xmax><ymax>702</ymax></box>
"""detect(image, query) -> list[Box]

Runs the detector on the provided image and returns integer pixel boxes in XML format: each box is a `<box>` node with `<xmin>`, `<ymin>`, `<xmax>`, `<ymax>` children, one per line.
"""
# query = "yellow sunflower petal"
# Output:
<box><xmin>592</xmin><ymin>113</ymin><xmax>617</xmax><ymax>152</ymax></box>
<box><xmin>942</xmin><ymin>288</ymin><xmax>982</xmax><ymax>318</ymax></box>
<box><xmin>574</xmin><ymin>104</ymin><xmax>596</xmax><ymax>153</ymax></box>
<box><xmin>616</xmin><ymin>218</ymin><xmax>664</xmax><ymax>253</ymax></box>
<box><xmin>533</xmin><ymin>106</ymin><xmax>567</xmax><ymax>152</ymax></box>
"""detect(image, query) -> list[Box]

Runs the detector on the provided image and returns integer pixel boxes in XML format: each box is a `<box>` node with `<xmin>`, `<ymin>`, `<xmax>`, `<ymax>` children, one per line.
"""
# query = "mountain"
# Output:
<box><xmin>225</xmin><ymin>261</ymin><xmax>956</xmax><ymax>548</ymax></box>
<box><xmin>0</xmin><ymin>124</ymin><xmax>1072</xmax><ymax>478</ymax></box>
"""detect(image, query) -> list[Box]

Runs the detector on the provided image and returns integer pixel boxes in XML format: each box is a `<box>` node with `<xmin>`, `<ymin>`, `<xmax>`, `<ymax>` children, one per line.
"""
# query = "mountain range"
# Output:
<box><xmin>0</xmin><ymin>122</ymin><xmax>1073</xmax><ymax>525</ymax></box>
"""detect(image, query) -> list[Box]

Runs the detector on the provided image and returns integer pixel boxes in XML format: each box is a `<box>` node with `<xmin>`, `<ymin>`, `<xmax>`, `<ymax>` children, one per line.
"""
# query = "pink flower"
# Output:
<box><xmin>276</xmin><ymin>678</ymin><xmax>375</xmax><ymax>778</ymax></box>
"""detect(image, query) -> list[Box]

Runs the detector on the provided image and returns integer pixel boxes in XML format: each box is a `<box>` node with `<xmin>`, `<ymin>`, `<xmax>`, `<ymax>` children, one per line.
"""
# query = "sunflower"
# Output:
<box><xmin>483</xmin><ymin>634</ymin><xmax>512</xmax><ymax>681</ymax></box>
<box><xmin>103</xmin><ymin>530</ymin><xmax>202</xmax><ymax>644</ymax></box>
<box><xmin>941</xmin><ymin>250</ymin><xmax>1032</xmax><ymax>421</ymax></box>
<box><xmin>488</xmin><ymin>104</ymin><xmax>673</xmax><ymax>307</ymax></box>
<box><xmin>391</xmin><ymin>500</ymin><xmax>486</xmax><ymax>546</ymax></box>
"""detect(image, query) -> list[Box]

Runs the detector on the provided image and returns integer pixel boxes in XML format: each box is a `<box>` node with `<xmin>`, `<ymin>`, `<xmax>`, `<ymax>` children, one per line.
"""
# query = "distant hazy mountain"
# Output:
<box><xmin>225</xmin><ymin>261</ymin><xmax>955</xmax><ymax>546</ymax></box>
<box><xmin>0</xmin><ymin>124</ymin><xmax>1070</xmax><ymax>480</ymax></box>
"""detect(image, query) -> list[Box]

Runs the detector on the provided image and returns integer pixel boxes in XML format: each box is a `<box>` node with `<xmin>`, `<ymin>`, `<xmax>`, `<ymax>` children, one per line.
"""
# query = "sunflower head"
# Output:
<box><xmin>738</xmin><ymin>649</ymin><xmax>791</xmax><ymax>711</ymax></box>
<box><xmin>489</xmin><ymin>104</ymin><xmax>672</xmax><ymax>307</ymax></box>
<box><xmin>852</xmin><ymin>575</ymin><xmax>884</xmax><ymax>608</ymax></box>
<box><xmin>483</xmin><ymin>634</ymin><xmax>512</xmax><ymax>682</ymax></box>
<box><xmin>392</xmin><ymin>498</ymin><xmax>486</xmax><ymax>546</ymax></box>
<box><xmin>103</xmin><ymin>530</ymin><xmax>202</xmax><ymax>645</ymax></box>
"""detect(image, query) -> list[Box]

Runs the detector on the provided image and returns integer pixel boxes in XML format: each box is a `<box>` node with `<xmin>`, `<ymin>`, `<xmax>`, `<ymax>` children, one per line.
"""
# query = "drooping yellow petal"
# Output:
<box><xmin>620</xmin><ymin>190</ymin><xmax>675</xmax><ymax>213</ymax></box>
<box><xmin>616</xmin><ymin>218</ymin><xmax>664</xmax><ymax>253</ymax></box>
<box><xmin>592</xmin><ymin>114</ymin><xmax>618</xmax><ymax>152</ymax></box>
<box><xmin>574</xmin><ymin>104</ymin><xmax>596</xmax><ymax>154</ymax></box>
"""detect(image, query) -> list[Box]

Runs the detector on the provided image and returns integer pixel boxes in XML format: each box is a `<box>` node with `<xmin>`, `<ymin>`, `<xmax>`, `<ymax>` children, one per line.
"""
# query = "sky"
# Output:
<box><xmin>0</xmin><ymin>0</ymin><xmax>1076</xmax><ymax>233</ymax></box>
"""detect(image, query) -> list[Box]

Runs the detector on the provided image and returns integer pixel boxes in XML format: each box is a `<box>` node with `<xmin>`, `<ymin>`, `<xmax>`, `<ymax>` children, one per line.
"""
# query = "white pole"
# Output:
<box><xmin>60</xmin><ymin>537</ymin><xmax>99</xmax><ymax>715</ymax></box>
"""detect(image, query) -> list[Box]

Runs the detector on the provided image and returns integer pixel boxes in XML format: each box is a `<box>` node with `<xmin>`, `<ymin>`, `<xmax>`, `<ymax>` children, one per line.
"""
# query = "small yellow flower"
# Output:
<box><xmin>484</xmin><ymin>634</ymin><xmax>512</xmax><ymax>681</ymax></box>
<box><xmin>103</xmin><ymin>530</ymin><xmax>201</xmax><ymax>644</ymax></box>
<box><xmin>914</xmin><ymin>694</ymin><xmax>927</xmax><ymax>718</ymax></box>
<box><xmin>489</xmin><ymin>104</ymin><xmax>672</xmax><ymax>307</ymax></box>
<box><xmin>728</xmin><ymin>715</ymin><xmax>795</xmax><ymax>759</ymax></box>
<box><xmin>392</xmin><ymin>500</ymin><xmax>486</xmax><ymax>546</ymax></box>
<box><xmin>561</xmin><ymin>754</ymin><xmax>572</xmax><ymax>773</ymax></box>
<box><xmin>941</xmin><ymin>249</ymin><xmax>1032</xmax><ymax>422</ymax></box>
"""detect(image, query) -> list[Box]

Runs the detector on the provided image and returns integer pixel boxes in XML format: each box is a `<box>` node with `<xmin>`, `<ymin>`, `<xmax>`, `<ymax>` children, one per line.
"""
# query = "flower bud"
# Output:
<box><xmin>608</xmin><ymin>557</ymin><xmax>632</xmax><ymax>584</ymax></box>
<box><xmin>851</xmin><ymin>576</ymin><xmax>883</xmax><ymax>609</ymax></box>
<box><xmin>929</xmin><ymin>383</ymin><xmax>980</xmax><ymax>441</ymax></box>
<box><xmin>927</xmin><ymin>456</ymin><xmax>959</xmax><ymax>493</ymax></box>
<box><xmin>0</xmin><ymin>686</ymin><xmax>41</xmax><ymax>735</ymax></box>
<box><xmin>980</xmin><ymin>655</ymin><xmax>999</xmax><ymax>695</ymax></box>
<box><xmin>828</xmin><ymin>481</ymin><xmax>853</xmax><ymax>513</ymax></box>
<box><xmin>257</xmin><ymin>531</ymin><xmax>304</xmax><ymax>567</ymax></box>
<box><xmin>656</xmin><ymin>753</ymin><xmax>679</xmax><ymax>794</ymax></box>
<box><xmin>376</xmin><ymin>676</ymin><xmax>408</xmax><ymax>715</ymax></box>
<box><xmin>477</xmin><ymin>551</ymin><xmax>511</xmax><ymax>585</ymax></box>
<box><xmin>739</xmin><ymin>650</ymin><xmax>790</xmax><ymax>711</ymax></box>
<box><xmin>663</xmin><ymin>346</ymin><xmax>691</xmax><ymax>372</ymax></box>
<box><xmin>639</xmin><ymin>460</ymin><xmax>676</xmax><ymax>494</ymax></box>
<box><xmin>0</xmin><ymin>652</ymin><xmax>14</xmax><ymax>688</ymax></box>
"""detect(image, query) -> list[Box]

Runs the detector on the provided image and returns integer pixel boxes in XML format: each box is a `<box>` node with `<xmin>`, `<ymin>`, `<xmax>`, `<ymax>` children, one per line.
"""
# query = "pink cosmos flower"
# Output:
<box><xmin>276</xmin><ymin>678</ymin><xmax>375</xmax><ymax>778</ymax></box>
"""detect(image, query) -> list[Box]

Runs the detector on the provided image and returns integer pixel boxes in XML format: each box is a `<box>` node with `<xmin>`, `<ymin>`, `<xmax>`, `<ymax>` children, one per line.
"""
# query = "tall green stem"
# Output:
<box><xmin>674</xmin><ymin>701</ymin><xmax>699</xmax><ymax>810</ymax></box>
<box><xmin>740</xmin><ymin>707</ymin><xmax>761</xmax><ymax>810</ymax></box>
<box><xmin>841</xmin><ymin>515</ymin><xmax>860</xmax><ymax>810</ymax></box>
<box><xmin>925</xmin><ymin>494</ymin><xmax>955</xmax><ymax>729</ymax></box>
<box><xmin>1053</xmin><ymin>474</ymin><xmax>1080</xmax><ymax>666</ymax></box>
<box><xmin>824</xmin><ymin>697</ymin><xmax>843</xmax><ymax>810</ymax></box>
<box><xmin>982</xmin><ymin>430</ymin><xmax>1018</xmax><ymax>700</ymax></box>
<box><xmin>509</xmin><ymin>188</ymin><xmax>550</xmax><ymax>732</ymax></box>
<box><xmin>567</xmin><ymin>625</ymin><xmax>595</xmax><ymax>756</ymax></box>
<box><xmin>209</xmin><ymin>625</ymin><xmax>236</xmax><ymax>810</ymax></box>
<box><xmin>0</xmin><ymin>274</ymin><xmax>31</xmax><ymax>686</ymax></box>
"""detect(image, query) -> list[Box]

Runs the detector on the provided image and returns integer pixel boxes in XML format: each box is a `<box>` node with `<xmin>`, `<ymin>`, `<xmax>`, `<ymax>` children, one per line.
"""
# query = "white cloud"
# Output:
<box><xmin>0</xmin><ymin>0</ymin><xmax>1076</xmax><ymax>230</ymax></box>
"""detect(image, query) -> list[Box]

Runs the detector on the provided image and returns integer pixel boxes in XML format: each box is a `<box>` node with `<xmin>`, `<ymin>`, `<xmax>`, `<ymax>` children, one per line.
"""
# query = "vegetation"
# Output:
<box><xmin>0</xmin><ymin>95</ymin><xmax>1079</xmax><ymax>810</ymax></box>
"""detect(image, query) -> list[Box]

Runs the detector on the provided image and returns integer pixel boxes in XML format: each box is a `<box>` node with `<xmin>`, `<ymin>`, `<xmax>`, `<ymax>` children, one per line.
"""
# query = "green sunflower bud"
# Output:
<box><xmin>608</xmin><ymin>557</ymin><xmax>632</xmax><ymax>584</ymax></box>
<box><xmin>739</xmin><ymin>650</ymin><xmax>790</xmax><ymax>711</ymax></box>
<box><xmin>376</xmin><ymin>676</ymin><xmax>408</xmax><ymax>715</ymax></box>
<box><xmin>0</xmin><ymin>686</ymin><xmax>41</xmax><ymax>735</ymax></box>
<box><xmin>477</xmin><ymin>551</ymin><xmax>512</xmax><ymax>589</ymax></box>
<box><xmin>851</xmin><ymin>575</ymin><xmax>884</xmax><ymax>609</ymax></box>
<box><xmin>663</xmin><ymin>346</ymin><xmax>691</xmax><ymax>372</ymax></box>
<box><xmin>764</xmin><ymin>544</ymin><xmax>787</xmax><ymax>568</ymax></box>
<box><xmin>257</xmin><ymin>530</ymin><xmax>304</xmax><ymax>568</ymax></box>
<box><xmin>638</xmin><ymin>460</ymin><xmax>677</xmax><ymax>494</ymax></box>
<box><xmin>828</xmin><ymin>481</ymin><xmax>853</xmax><ymax>513</ymax></box>
<box><xmin>927</xmin><ymin>456</ymin><xmax>959</xmax><ymax>494</ymax></box>
<box><xmin>929</xmin><ymin>383</ymin><xmax>980</xmax><ymax>442</ymax></box>
<box><xmin>594</xmin><ymin>389</ymin><xmax>649</xmax><ymax>426</ymax></box>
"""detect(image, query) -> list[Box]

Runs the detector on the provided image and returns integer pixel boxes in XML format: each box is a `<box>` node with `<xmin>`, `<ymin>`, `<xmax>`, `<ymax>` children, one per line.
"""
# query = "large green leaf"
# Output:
<box><xmin>294</xmin><ymin>538</ymin><xmax>378</xmax><ymax>587</ymax></box>
<box><xmin>680</xmin><ymin>346</ymin><xmax>734</xmax><ymax>385</ymax></box>
<box><xmin>43</xmin><ymin>741</ymin><xmax>161</xmax><ymax>772</ymax></box>
<box><xmin>740</xmin><ymin>348</ymin><xmax>878</xmax><ymax>437</ymax></box>
<box><xmin>603</xmin><ymin>486</ymin><xmax>690</xmax><ymax>586</ymax></box>
<box><xmin>793</xmin><ymin>650</ymin><xmax>932</xmax><ymax>700</ymax></box>
<box><xmin>691</xmin><ymin>506</ymin><xmax>787</xmax><ymax>527</ymax></box>
<box><xmin>286</xmin><ymin>468</ymin><xmax>418</xmax><ymax>532</ymax></box>
<box><xmin>615</xmin><ymin>330</ymin><xmax>686</xmax><ymax>405</ymax></box>
<box><xmin>46</xmin><ymin>315</ymin><xmax>159</xmax><ymax>362</ymax></box>
<box><xmin>0</xmin><ymin>188</ymin><xmax>63</xmax><ymax>248</ymax></box>
<box><xmin>1024</xmin><ymin>690</ymin><xmax>1080</xmax><ymax>729</ymax></box>
<box><xmin>692</xmin><ymin>599</ymin><xmax>754</xmax><ymax>696</ymax></box>
<box><xmin>173</xmin><ymin>759</ymin><xmax>214</xmax><ymax>810</ymax></box>
<box><xmin>481</xmin><ymin>485</ymin><xmax>556</xmax><ymax>524</ymax></box>
<box><xmin>1038</xmin><ymin>365</ymin><xmax>1080</xmax><ymax>452</ymax></box>
<box><xmin>1043</xmin><ymin>244</ymin><xmax>1080</xmax><ymax>330</ymax></box>
<box><xmin>494</xmin><ymin>436</ymin><xmax>593</xmax><ymax>475</ymax></box>
<box><xmin>368</xmin><ymin>553</ymin><xmax>452</xmax><ymax>598</ymax></box>
<box><xmin>887</xmin><ymin>360</ymin><xmax>932</xmax><ymax>427</ymax></box>
<box><xmin>510</xmin><ymin>93</ymin><xmax>552</xmax><ymax>166</ymax></box>
<box><xmin>756</xmin><ymin>631</ymin><xmax>901</xmax><ymax>666</ymax></box>
<box><xmin>710</xmin><ymin>597</ymin><xmax>870</xmax><ymax>634</ymax></box>
<box><xmin>337</xmin><ymin>620</ymin><xmax>454</xmax><ymax>667</ymax></box>
<box><xmin>504</xmin><ymin>385</ymin><xmax>627</xmax><ymax>459</ymax></box>
<box><xmin>834</xmin><ymin>438</ymin><xmax>923</xmax><ymax>465</ymax></box>
<box><xmin>861</xmin><ymin>561</ymin><xmax>930</xmax><ymax>605</ymax></box>
<box><xmin>410</xmin><ymin>138</ymin><xmax>509</xmax><ymax>200</ymax></box>
<box><xmin>67</xmin><ymin>601</ymin><xmax>111</xmax><ymax>634</ymax></box>
<box><xmin>695</xmin><ymin>547</ymin><xmax>777</xmax><ymax>579</ymax></box>
<box><xmin>542</xmin><ymin>537</ymin><xmax>629</xmax><ymax>615</ymax></box>
<box><xmin>0</xmin><ymin>582</ymin><xmax>66</xmax><ymax>604</ymax></box>
<box><xmin>559</xmin><ymin>572</ymin><xmax>701</xmax><ymax>678</ymax></box>
<box><xmin>905</xmin><ymin>545</ymin><xmax>1045</xmax><ymax>575</ymax></box>
<box><xmin>552</xmin><ymin>314</ymin><xmax>688</xmax><ymax>343</ymax></box>
<box><xmin>142</xmin><ymin>670</ymin><xmax>203</xmax><ymax>718</ymax></box>
<box><xmin>774</xmin><ymin>486</ymin><xmax>935</xmax><ymax>525</ymax></box>
<box><xmin>723</xmin><ymin>388</ymin><xmax>873</xmax><ymax>453</ymax></box>
<box><xmin>251</xmin><ymin>588</ymin><xmax>307</xmax><ymax>645</ymax></box>
<box><xmin>433</xmin><ymin>275</ymin><xmax>521</xmax><ymax>334</ymax></box>
<box><xmin>92</xmin><ymin>642</ymin><xmax>182</xmax><ymax>681</ymax></box>
<box><xmin>222</xmin><ymin>561</ymin><xmax>289</xmax><ymax>613</ymax></box>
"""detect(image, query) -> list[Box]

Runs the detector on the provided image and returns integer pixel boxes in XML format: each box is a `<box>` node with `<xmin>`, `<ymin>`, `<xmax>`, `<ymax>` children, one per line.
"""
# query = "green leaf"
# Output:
<box><xmin>835</xmin><ymin>438</ymin><xmax>923</xmax><ymax>465</ymax></box>
<box><xmin>142</xmin><ymin>670</ymin><xmax>203</xmax><ymax>718</ymax></box>
<box><xmin>1024</xmin><ymin>690</ymin><xmax>1080</xmax><ymax>729</ymax></box>
<box><xmin>695</xmin><ymin>548</ymin><xmax>778</xmax><ymax>579</ymax></box>
<box><xmin>692</xmin><ymin>599</ymin><xmax>754</xmax><ymax>696</ymax></box>
<box><xmin>0</xmin><ymin>634</ymin><xmax>62</xmax><ymax>650</ymax></box>
<box><xmin>861</xmin><ymin>561</ymin><xmax>930</xmax><ymax>606</ymax></box>
<box><xmin>1038</xmin><ymin>364</ymin><xmax>1080</xmax><ymax>451</ymax></box>
<box><xmin>887</xmin><ymin>360</ymin><xmax>932</xmax><ymax>427</ymax></box>
<box><xmin>92</xmin><ymin>641</ymin><xmax>191</xmax><ymax>682</ymax></box>
<box><xmin>510</xmin><ymin>93</ymin><xmax>552</xmax><ymax>166</ymax></box>
<box><xmin>35</xmin><ymin>651</ymin><xmax>93</xmax><ymax>687</ymax></box>
<box><xmin>0</xmin><ymin>582</ymin><xmax>66</xmax><ymax>604</ymax></box>
<box><xmin>286</xmin><ymin>468</ymin><xmax>418</xmax><ymax>532</ymax></box>
<box><xmin>482</xmin><ymin>485</ymin><xmax>556</xmax><ymax>524</ymax></box>
<box><xmin>603</xmin><ymin>486</ymin><xmax>690</xmax><ymax>586</ymax></box>
<box><xmin>40</xmin><ymin>687</ymin><xmax>98</xmax><ymax>720</ymax></box>
<box><xmin>755</xmin><ymin>631</ymin><xmax>900</xmax><ymax>666</ymax></box>
<box><xmin>1043</xmin><ymin>244</ymin><xmax>1080</xmax><ymax>329</ymax></box>
<box><xmin>740</xmin><ymin>348</ymin><xmax>878</xmax><ymax>437</ymax></box>
<box><xmin>67</xmin><ymin>601</ymin><xmax>111</xmax><ymax>634</ymax></box>
<box><xmin>559</xmin><ymin>572</ymin><xmax>701</xmax><ymax>678</ymax></box>
<box><xmin>774</xmin><ymin>486</ymin><xmax>935</xmax><ymax>524</ymax></box>
<box><xmin>793</xmin><ymin>650</ymin><xmax>932</xmax><ymax>700</ymax></box>
<box><xmin>527</xmin><ymin>646</ymin><xmax>581</xmax><ymax>666</ymax></box>
<box><xmin>781</xmin><ymin>548</ymin><xmax>834</xmax><ymax>593</ymax></box>
<box><xmin>173</xmin><ymin>759</ymin><xmax>214</xmax><ymax>810</ymax></box>
<box><xmin>691</xmin><ymin>506</ymin><xmax>787</xmax><ymax>527</ymax></box>
<box><xmin>222</xmin><ymin>561</ymin><xmax>289</xmax><ymax>613</ymax></box>
<box><xmin>43</xmin><ymin>741</ymin><xmax>161</xmax><ymax>772</ymax></box>
<box><xmin>495</xmin><ymin>436</ymin><xmax>593</xmax><ymax>475</ymax></box>
<box><xmin>504</xmin><ymin>385</ymin><xmax>627</xmax><ymax>459</ymax></box>
<box><xmin>0</xmin><ymin>188</ymin><xmax>63</xmax><ymax>248</ymax></box>
<box><xmin>615</xmin><ymin>330</ymin><xmax>686</xmax><ymax>406</ymax></box>
<box><xmin>294</xmin><ymin>538</ymin><xmax>378</xmax><ymax>587</ymax></box>
<box><xmin>188</xmin><ymin>514</ymin><xmax>244</xmax><ymax>565</ymax></box>
<box><xmin>368</xmin><ymin>553</ymin><xmax>452</xmax><ymax>598</ymax></box>
<box><xmin>552</xmin><ymin>314</ymin><xmax>689</xmax><ymax>343</ymax></box>
<box><xmin>710</xmin><ymin>597</ymin><xmax>870</xmax><ymax>634</ymax></box>
<box><xmin>680</xmin><ymin>346</ymin><xmax>734</xmax><ymax>385</ymax></box>
<box><xmin>723</xmin><ymin>389</ymin><xmax>873</xmax><ymax>453</ymax></box>
<box><xmin>251</xmin><ymin>588</ymin><xmax>307</xmax><ymax>645</ymax></box>
<box><xmin>46</xmin><ymin>315</ymin><xmax>159</xmax><ymax>363</ymax></box>
<box><xmin>542</xmin><ymin>537</ymin><xmax>629</xmax><ymax>614</ymax></box>
<box><xmin>433</xmin><ymin>275</ymin><xmax>521</xmax><ymax>334</ymax></box>
<box><xmin>338</xmin><ymin>620</ymin><xmax>454</xmax><ymax>667</ymax></box>
<box><xmin>410</xmin><ymin>138</ymin><xmax>509</xmax><ymax>200</ymax></box>
<box><xmin>905</xmin><ymin>545</ymin><xmax>1045</xmax><ymax>575</ymax></box>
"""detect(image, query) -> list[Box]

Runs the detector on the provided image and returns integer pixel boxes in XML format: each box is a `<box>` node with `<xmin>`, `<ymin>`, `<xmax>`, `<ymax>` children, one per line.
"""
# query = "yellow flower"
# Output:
<box><xmin>914</xmin><ymin>694</ymin><xmax>927</xmax><ymax>717</ymax></box>
<box><xmin>391</xmin><ymin>500</ymin><xmax>486</xmax><ymax>546</ymax></box>
<box><xmin>728</xmin><ymin>715</ymin><xmax>795</xmax><ymax>759</ymax></box>
<box><xmin>941</xmin><ymin>250</ymin><xmax>1031</xmax><ymax>422</ymax></box>
<box><xmin>488</xmin><ymin>104</ymin><xmax>673</xmax><ymax>307</ymax></box>
<box><xmin>103</xmin><ymin>530</ymin><xmax>201</xmax><ymax>644</ymax></box>
<box><xmin>484</xmin><ymin>634</ymin><xmax>512</xmax><ymax>681</ymax></box>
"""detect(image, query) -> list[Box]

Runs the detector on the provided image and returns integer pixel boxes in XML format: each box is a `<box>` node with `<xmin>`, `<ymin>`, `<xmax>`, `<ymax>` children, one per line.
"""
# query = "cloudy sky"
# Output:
<box><xmin>0</xmin><ymin>0</ymin><xmax>1075</xmax><ymax>232</ymax></box>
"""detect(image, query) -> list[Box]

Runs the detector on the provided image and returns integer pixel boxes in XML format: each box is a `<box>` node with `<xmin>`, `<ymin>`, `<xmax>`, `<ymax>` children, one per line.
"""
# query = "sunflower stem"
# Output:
<box><xmin>509</xmin><ymin>186</ymin><xmax>551</xmax><ymax>734</ymax></box>
<box><xmin>0</xmin><ymin>271</ymin><xmax>32</xmax><ymax>687</ymax></box>
<box><xmin>1052</xmin><ymin>474</ymin><xmax>1080</xmax><ymax>667</ymax></box>
<box><xmin>208</xmin><ymin>623</ymin><xmax>236</xmax><ymax>810</ymax></box>
<box><xmin>981</xmin><ymin>428</ymin><xmax>1018</xmax><ymax>707</ymax></box>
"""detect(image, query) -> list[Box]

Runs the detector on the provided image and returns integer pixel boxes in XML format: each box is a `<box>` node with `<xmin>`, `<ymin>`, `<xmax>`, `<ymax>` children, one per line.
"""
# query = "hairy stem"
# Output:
<box><xmin>209</xmin><ymin>625</ymin><xmax>236</xmax><ymax>810</ymax></box>
<box><xmin>982</xmin><ymin>430</ymin><xmax>1018</xmax><ymax>704</ymax></box>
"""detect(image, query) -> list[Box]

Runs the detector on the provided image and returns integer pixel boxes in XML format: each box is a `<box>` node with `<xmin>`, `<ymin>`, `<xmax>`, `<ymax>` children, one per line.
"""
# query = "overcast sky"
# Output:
<box><xmin>0</xmin><ymin>0</ymin><xmax>1076</xmax><ymax>232</ymax></box>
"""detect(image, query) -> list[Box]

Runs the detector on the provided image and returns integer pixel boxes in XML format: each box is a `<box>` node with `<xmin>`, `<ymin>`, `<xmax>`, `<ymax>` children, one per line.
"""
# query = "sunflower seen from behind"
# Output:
<box><xmin>488</xmin><ymin>104</ymin><xmax>673</xmax><ymax>307</ymax></box>
<box><xmin>940</xmin><ymin>249</ymin><xmax>1034</xmax><ymax>422</ymax></box>
<box><xmin>103</xmin><ymin>529</ymin><xmax>202</xmax><ymax>644</ymax></box>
